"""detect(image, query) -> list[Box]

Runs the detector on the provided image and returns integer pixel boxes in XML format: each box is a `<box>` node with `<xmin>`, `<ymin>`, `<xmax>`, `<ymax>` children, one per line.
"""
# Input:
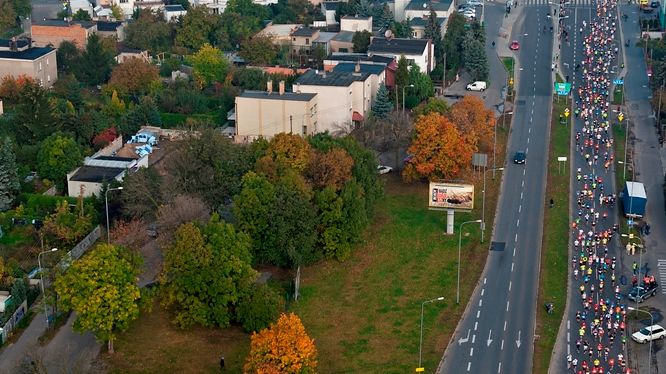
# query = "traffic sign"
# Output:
<box><xmin>509</xmin><ymin>77</ymin><xmax>514</xmax><ymax>85</ymax></box>
<box><xmin>614</xmin><ymin>79</ymin><xmax>624</xmax><ymax>85</ymax></box>
<box><xmin>554</xmin><ymin>83</ymin><xmax>571</xmax><ymax>92</ymax></box>
<box><xmin>618</xmin><ymin>112</ymin><xmax>624</xmax><ymax>121</ymax></box>
<box><xmin>564</xmin><ymin>108</ymin><xmax>570</xmax><ymax>113</ymax></box>
<box><xmin>565</xmin><ymin>112</ymin><xmax>570</xmax><ymax>117</ymax></box>
<box><xmin>416</xmin><ymin>368</ymin><xmax>425</xmax><ymax>372</ymax></box>
<box><xmin>557</xmin><ymin>90</ymin><xmax>568</xmax><ymax>95</ymax></box>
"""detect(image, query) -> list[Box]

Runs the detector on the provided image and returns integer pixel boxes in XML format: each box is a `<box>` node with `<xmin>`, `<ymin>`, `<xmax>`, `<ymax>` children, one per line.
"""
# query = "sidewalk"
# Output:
<box><xmin>0</xmin><ymin>305</ymin><xmax>46</xmax><ymax>373</ymax></box>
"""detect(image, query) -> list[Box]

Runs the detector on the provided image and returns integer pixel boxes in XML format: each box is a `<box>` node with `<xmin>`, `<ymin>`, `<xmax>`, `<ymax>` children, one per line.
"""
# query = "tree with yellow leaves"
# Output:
<box><xmin>403</xmin><ymin>112</ymin><xmax>476</xmax><ymax>181</ymax></box>
<box><xmin>245</xmin><ymin>313</ymin><xmax>318</xmax><ymax>374</ymax></box>
<box><xmin>55</xmin><ymin>244</ymin><xmax>142</xmax><ymax>354</ymax></box>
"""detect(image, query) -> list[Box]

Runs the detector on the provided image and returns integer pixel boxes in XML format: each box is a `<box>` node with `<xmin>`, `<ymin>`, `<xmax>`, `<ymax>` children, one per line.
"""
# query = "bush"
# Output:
<box><xmin>235</xmin><ymin>283</ymin><xmax>284</xmax><ymax>333</ymax></box>
<box><xmin>159</xmin><ymin>113</ymin><xmax>217</xmax><ymax>128</ymax></box>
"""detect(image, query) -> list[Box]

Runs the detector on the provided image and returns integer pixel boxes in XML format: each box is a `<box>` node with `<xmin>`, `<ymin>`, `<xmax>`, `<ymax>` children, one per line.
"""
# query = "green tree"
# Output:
<box><xmin>372</xmin><ymin>83</ymin><xmax>393</xmax><ymax>118</ymax></box>
<box><xmin>314</xmin><ymin>186</ymin><xmax>349</xmax><ymax>261</ymax></box>
<box><xmin>162</xmin><ymin>216</ymin><xmax>258</xmax><ymax>328</ymax></box>
<box><xmin>5</xmin><ymin>0</ymin><xmax>30</xmax><ymax>19</ymax></box>
<box><xmin>77</xmin><ymin>33</ymin><xmax>115</xmax><ymax>86</ymax></box>
<box><xmin>424</xmin><ymin>5</ymin><xmax>442</xmax><ymax>61</ymax></box>
<box><xmin>55</xmin><ymin>244</ymin><xmax>141</xmax><ymax>353</ymax></box>
<box><xmin>119</xmin><ymin>98</ymin><xmax>162</xmax><ymax>136</ymax></box>
<box><xmin>352</xmin><ymin>30</ymin><xmax>372</xmax><ymax>53</ymax></box>
<box><xmin>403</xmin><ymin>17</ymin><xmax>414</xmax><ymax>38</ymax></box>
<box><xmin>0</xmin><ymin>0</ymin><xmax>17</xmax><ymax>29</ymax></box>
<box><xmin>408</xmin><ymin>64</ymin><xmax>435</xmax><ymax>107</ymax></box>
<box><xmin>57</xmin><ymin>40</ymin><xmax>80</xmax><ymax>73</ymax></box>
<box><xmin>66</xmin><ymin>78</ymin><xmax>84</xmax><ymax>112</ymax></box>
<box><xmin>13</xmin><ymin>80</ymin><xmax>60</xmax><ymax>145</ymax></box>
<box><xmin>414</xmin><ymin>97</ymin><xmax>450</xmax><ymax>116</ymax></box>
<box><xmin>239</xmin><ymin>33</ymin><xmax>278</xmax><ymax>66</ymax></box>
<box><xmin>37</xmin><ymin>133</ymin><xmax>83</xmax><ymax>191</ymax></box>
<box><xmin>0</xmin><ymin>137</ymin><xmax>20</xmax><ymax>211</ymax></box>
<box><xmin>187</xmin><ymin>43</ymin><xmax>228</xmax><ymax>89</ymax></box>
<box><xmin>377</xmin><ymin>3</ymin><xmax>393</xmax><ymax>31</ymax></box>
<box><xmin>227</xmin><ymin>0</ymin><xmax>270</xmax><ymax>20</ymax></box>
<box><xmin>395</xmin><ymin>54</ymin><xmax>409</xmax><ymax>108</ymax></box>
<box><xmin>232</xmin><ymin>68</ymin><xmax>268</xmax><ymax>90</ymax></box>
<box><xmin>462</xmin><ymin>31</ymin><xmax>489</xmax><ymax>81</ymax></box>
<box><xmin>355</xmin><ymin>0</ymin><xmax>370</xmax><ymax>17</ymax></box>
<box><xmin>124</xmin><ymin>10</ymin><xmax>172</xmax><ymax>53</ymax></box>
<box><xmin>175</xmin><ymin>5</ymin><xmax>214</xmax><ymax>50</ymax></box>
<box><xmin>72</xmin><ymin>8</ymin><xmax>91</xmax><ymax>20</ymax></box>
<box><xmin>442</xmin><ymin>12</ymin><xmax>466</xmax><ymax>73</ymax></box>
<box><xmin>235</xmin><ymin>283</ymin><xmax>283</xmax><ymax>333</ymax></box>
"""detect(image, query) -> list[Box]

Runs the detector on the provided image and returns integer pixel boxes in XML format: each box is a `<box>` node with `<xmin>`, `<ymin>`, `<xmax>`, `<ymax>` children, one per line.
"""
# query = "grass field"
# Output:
<box><xmin>533</xmin><ymin>98</ymin><xmax>571</xmax><ymax>374</ymax></box>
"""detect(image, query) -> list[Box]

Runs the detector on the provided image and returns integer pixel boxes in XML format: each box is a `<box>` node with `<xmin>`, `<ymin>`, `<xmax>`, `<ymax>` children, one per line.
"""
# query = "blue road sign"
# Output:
<box><xmin>557</xmin><ymin>90</ymin><xmax>568</xmax><ymax>95</ymax></box>
<box><xmin>614</xmin><ymin>79</ymin><xmax>624</xmax><ymax>85</ymax></box>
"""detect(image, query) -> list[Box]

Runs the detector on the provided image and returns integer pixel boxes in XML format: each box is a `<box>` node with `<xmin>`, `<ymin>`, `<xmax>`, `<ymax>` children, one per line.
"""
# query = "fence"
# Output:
<box><xmin>59</xmin><ymin>226</ymin><xmax>102</xmax><ymax>270</ymax></box>
<box><xmin>0</xmin><ymin>299</ymin><xmax>27</xmax><ymax>346</ymax></box>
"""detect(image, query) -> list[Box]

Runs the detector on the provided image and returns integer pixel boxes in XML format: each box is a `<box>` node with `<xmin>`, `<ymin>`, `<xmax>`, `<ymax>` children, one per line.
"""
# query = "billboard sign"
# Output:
<box><xmin>429</xmin><ymin>183</ymin><xmax>475</xmax><ymax>210</ymax></box>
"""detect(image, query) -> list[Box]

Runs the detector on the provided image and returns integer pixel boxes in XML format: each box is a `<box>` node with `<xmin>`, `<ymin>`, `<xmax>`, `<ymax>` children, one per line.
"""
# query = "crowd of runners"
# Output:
<box><xmin>563</xmin><ymin>0</ymin><xmax>638</xmax><ymax>372</ymax></box>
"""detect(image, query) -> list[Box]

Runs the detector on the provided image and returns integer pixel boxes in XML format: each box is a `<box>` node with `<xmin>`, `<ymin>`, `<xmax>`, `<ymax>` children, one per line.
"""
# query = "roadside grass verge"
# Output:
<box><xmin>502</xmin><ymin>57</ymin><xmax>515</xmax><ymax>96</ymax></box>
<box><xmin>533</xmin><ymin>98</ymin><xmax>571</xmax><ymax>374</ymax></box>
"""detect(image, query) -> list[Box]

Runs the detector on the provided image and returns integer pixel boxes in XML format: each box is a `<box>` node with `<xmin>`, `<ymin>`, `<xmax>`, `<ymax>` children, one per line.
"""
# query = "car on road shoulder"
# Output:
<box><xmin>404</xmin><ymin>154</ymin><xmax>413</xmax><ymax>163</ymax></box>
<box><xmin>629</xmin><ymin>282</ymin><xmax>659</xmax><ymax>303</ymax></box>
<box><xmin>466</xmin><ymin>81</ymin><xmax>486</xmax><ymax>91</ymax></box>
<box><xmin>514</xmin><ymin>151</ymin><xmax>526</xmax><ymax>164</ymax></box>
<box><xmin>651</xmin><ymin>0</ymin><xmax>660</xmax><ymax>7</ymax></box>
<box><xmin>501</xmin><ymin>86</ymin><xmax>507</xmax><ymax>100</ymax></box>
<box><xmin>510</xmin><ymin>40</ymin><xmax>520</xmax><ymax>50</ymax></box>
<box><xmin>377</xmin><ymin>165</ymin><xmax>393</xmax><ymax>175</ymax></box>
<box><xmin>632</xmin><ymin>324</ymin><xmax>666</xmax><ymax>343</ymax></box>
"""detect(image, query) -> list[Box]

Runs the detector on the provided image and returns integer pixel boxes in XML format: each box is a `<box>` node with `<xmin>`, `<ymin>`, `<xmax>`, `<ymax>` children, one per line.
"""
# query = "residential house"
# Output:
<box><xmin>392</xmin><ymin>0</ymin><xmax>454</xmax><ymax>21</ymax></box>
<box><xmin>111</xmin><ymin>0</ymin><xmax>165</xmax><ymax>19</ymax></box>
<box><xmin>96</xmin><ymin>21</ymin><xmax>125</xmax><ymax>41</ymax></box>
<box><xmin>294</xmin><ymin>67</ymin><xmax>377</xmax><ymax>132</ymax></box>
<box><xmin>30</xmin><ymin>20</ymin><xmax>97</xmax><ymax>48</ymax></box>
<box><xmin>367</xmin><ymin>37</ymin><xmax>434</xmax><ymax>73</ymax></box>
<box><xmin>332</xmin><ymin>62</ymin><xmax>386</xmax><ymax>102</ymax></box>
<box><xmin>0</xmin><ymin>39</ymin><xmax>58</xmax><ymax>88</ymax></box>
<box><xmin>259</xmin><ymin>23</ymin><xmax>303</xmax><ymax>45</ymax></box>
<box><xmin>164</xmin><ymin>5</ymin><xmax>187</xmax><ymax>22</ymax></box>
<box><xmin>233</xmin><ymin>81</ymin><xmax>319</xmax><ymax>141</ymax></box>
<box><xmin>290</xmin><ymin>27</ymin><xmax>320</xmax><ymax>55</ymax></box>
<box><xmin>340</xmin><ymin>15</ymin><xmax>372</xmax><ymax>32</ymax></box>
<box><xmin>410</xmin><ymin>16</ymin><xmax>447</xmax><ymax>39</ymax></box>
<box><xmin>70</xmin><ymin>0</ymin><xmax>94</xmax><ymax>18</ymax></box>
<box><xmin>320</xmin><ymin>1</ymin><xmax>340</xmax><ymax>26</ymax></box>
<box><xmin>323</xmin><ymin>53</ymin><xmax>396</xmax><ymax>87</ymax></box>
<box><xmin>312</xmin><ymin>32</ymin><xmax>337</xmax><ymax>56</ymax></box>
<box><xmin>115</xmin><ymin>44</ymin><xmax>150</xmax><ymax>63</ymax></box>
<box><xmin>330</xmin><ymin>31</ymin><xmax>354</xmax><ymax>53</ymax></box>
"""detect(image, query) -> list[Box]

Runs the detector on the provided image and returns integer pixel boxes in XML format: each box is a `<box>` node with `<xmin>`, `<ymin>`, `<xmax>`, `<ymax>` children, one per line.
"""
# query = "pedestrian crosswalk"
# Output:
<box><xmin>657</xmin><ymin>259</ymin><xmax>666</xmax><ymax>293</ymax></box>
<box><xmin>521</xmin><ymin>0</ymin><xmax>595</xmax><ymax>6</ymax></box>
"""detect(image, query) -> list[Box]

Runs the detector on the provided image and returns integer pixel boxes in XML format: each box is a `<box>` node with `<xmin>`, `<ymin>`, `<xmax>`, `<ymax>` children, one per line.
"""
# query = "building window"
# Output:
<box><xmin>412</xmin><ymin>31</ymin><xmax>417</xmax><ymax>37</ymax></box>
<box><xmin>293</xmin><ymin>37</ymin><xmax>296</xmax><ymax>42</ymax></box>
<box><xmin>313</xmin><ymin>122</ymin><xmax>317</xmax><ymax>133</ymax></box>
<box><xmin>302</xmin><ymin>125</ymin><xmax>307</xmax><ymax>135</ymax></box>
<box><xmin>306</xmin><ymin>38</ymin><xmax>310</xmax><ymax>45</ymax></box>
<box><xmin>46</xmin><ymin>58</ymin><xmax>49</xmax><ymax>65</ymax></box>
<box><xmin>339</xmin><ymin>48</ymin><xmax>348</xmax><ymax>53</ymax></box>
<box><xmin>47</xmin><ymin>75</ymin><xmax>51</xmax><ymax>82</ymax></box>
<box><xmin>38</xmin><ymin>62</ymin><xmax>42</xmax><ymax>71</ymax></box>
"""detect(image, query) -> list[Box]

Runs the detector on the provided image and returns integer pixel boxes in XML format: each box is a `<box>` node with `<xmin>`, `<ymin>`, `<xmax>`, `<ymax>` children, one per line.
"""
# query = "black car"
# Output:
<box><xmin>514</xmin><ymin>151</ymin><xmax>526</xmax><ymax>164</ymax></box>
<box><xmin>651</xmin><ymin>1</ymin><xmax>660</xmax><ymax>7</ymax></box>
<box><xmin>629</xmin><ymin>282</ymin><xmax>659</xmax><ymax>303</ymax></box>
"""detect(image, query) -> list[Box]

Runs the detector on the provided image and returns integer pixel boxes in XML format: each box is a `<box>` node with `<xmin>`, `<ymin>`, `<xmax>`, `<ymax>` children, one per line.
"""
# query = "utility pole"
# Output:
<box><xmin>290</xmin><ymin>115</ymin><xmax>293</xmax><ymax>134</ymax></box>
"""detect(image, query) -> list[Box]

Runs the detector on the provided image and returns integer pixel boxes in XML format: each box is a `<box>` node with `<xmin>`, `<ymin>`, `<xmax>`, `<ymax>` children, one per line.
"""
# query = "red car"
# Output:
<box><xmin>510</xmin><ymin>40</ymin><xmax>519</xmax><ymax>50</ymax></box>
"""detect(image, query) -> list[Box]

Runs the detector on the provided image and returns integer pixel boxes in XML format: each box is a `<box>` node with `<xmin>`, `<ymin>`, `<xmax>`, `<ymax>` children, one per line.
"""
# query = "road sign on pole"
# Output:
<box><xmin>614</xmin><ymin>79</ymin><xmax>624</xmax><ymax>85</ymax></box>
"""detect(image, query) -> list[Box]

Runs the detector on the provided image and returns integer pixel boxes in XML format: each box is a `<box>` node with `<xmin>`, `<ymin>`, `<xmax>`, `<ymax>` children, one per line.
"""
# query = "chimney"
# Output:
<box><xmin>267</xmin><ymin>80</ymin><xmax>272</xmax><ymax>94</ymax></box>
<box><xmin>355</xmin><ymin>62</ymin><xmax>360</xmax><ymax>72</ymax></box>
<box><xmin>279</xmin><ymin>80</ymin><xmax>285</xmax><ymax>95</ymax></box>
<box><xmin>296</xmin><ymin>82</ymin><xmax>301</xmax><ymax>94</ymax></box>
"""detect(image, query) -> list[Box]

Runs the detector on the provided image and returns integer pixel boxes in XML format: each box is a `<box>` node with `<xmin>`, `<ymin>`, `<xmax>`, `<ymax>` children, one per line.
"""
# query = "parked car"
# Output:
<box><xmin>466</xmin><ymin>0</ymin><xmax>483</xmax><ymax>6</ymax></box>
<box><xmin>510</xmin><ymin>40</ymin><xmax>520</xmax><ymax>50</ymax></box>
<box><xmin>651</xmin><ymin>0</ymin><xmax>660</xmax><ymax>7</ymax></box>
<box><xmin>632</xmin><ymin>324</ymin><xmax>666</xmax><ymax>343</ymax></box>
<box><xmin>466</xmin><ymin>81</ymin><xmax>487</xmax><ymax>91</ymax></box>
<box><xmin>514</xmin><ymin>151</ymin><xmax>526</xmax><ymax>164</ymax></box>
<box><xmin>404</xmin><ymin>154</ymin><xmax>414</xmax><ymax>163</ymax></box>
<box><xmin>377</xmin><ymin>165</ymin><xmax>393</xmax><ymax>175</ymax></box>
<box><xmin>501</xmin><ymin>86</ymin><xmax>507</xmax><ymax>100</ymax></box>
<box><xmin>462</xmin><ymin>13</ymin><xmax>476</xmax><ymax>19</ymax></box>
<box><xmin>628</xmin><ymin>282</ymin><xmax>659</xmax><ymax>303</ymax></box>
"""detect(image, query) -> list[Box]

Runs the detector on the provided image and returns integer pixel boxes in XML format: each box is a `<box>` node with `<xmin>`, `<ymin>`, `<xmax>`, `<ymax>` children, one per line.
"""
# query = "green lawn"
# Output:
<box><xmin>534</xmin><ymin>99</ymin><xmax>571</xmax><ymax>374</ymax></box>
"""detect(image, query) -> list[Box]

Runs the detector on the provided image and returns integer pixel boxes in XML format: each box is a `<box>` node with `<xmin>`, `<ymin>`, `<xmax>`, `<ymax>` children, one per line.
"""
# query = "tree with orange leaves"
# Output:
<box><xmin>245</xmin><ymin>313</ymin><xmax>318</xmax><ymax>374</ymax></box>
<box><xmin>403</xmin><ymin>112</ymin><xmax>476</xmax><ymax>182</ymax></box>
<box><xmin>446</xmin><ymin>95</ymin><xmax>496</xmax><ymax>153</ymax></box>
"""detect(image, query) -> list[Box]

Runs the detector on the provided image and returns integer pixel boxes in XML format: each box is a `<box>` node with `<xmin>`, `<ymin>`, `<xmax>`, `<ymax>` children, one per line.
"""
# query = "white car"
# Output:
<box><xmin>466</xmin><ymin>81</ymin><xmax>487</xmax><ymax>91</ymax></box>
<box><xmin>632</xmin><ymin>324</ymin><xmax>666</xmax><ymax>343</ymax></box>
<box><xmin>466</xmin><ymin>0</ymin><xmax>483</xmax><ymax>6</ymax></box>
<box><xmin>377</xmin><ymin>165</ymin><xmax>393</xmax><ymax>175</ymax></box>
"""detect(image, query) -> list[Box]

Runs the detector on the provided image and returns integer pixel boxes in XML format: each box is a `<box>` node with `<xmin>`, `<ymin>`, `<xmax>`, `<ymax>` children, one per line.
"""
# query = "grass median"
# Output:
<box><xmin>533</xmin><ymin>96</ymin><xmax>571</xmax><ymax>374</ymax></box>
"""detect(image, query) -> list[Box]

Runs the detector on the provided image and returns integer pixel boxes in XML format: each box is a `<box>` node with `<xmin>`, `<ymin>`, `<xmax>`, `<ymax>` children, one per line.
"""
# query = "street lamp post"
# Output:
<box><xmin>482</xmin><ymin>168</ymin><xmax>504</xmax><ymax>243</ymax></box>
<box><xmin>403</xmin><ymin>84</ymin><xmax>414</xmax><ymax>116</ymax></box>
<box><xmin>628</xmin><ymin>306</ymin><xmax>653</xmax><ymax>374</ymax></box>
<box><xmin>105</xmin><ymin>187</ymin><xmax>124</xmax><ymax>244</ymax></box>
<box><xmin>458</xmin><ymin>220</ymin><xmax>482</xmax><ymax>304</ymax></box>
<box><xmin>419</xmin><ymin>297</ymin><xmax>445</xmax><ymax>368</ymax></box>
<box><xmin>38</xmin><ymin>247</ymin><xmax>58</xmax><ymax>329</ymax></box>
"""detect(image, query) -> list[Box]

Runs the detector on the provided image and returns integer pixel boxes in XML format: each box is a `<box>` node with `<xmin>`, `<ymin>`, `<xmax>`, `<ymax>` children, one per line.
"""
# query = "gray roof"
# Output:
<box><xmin>164</xmin><ymin>4</ymin><xmax>185</xmax><ymax>11</ymax></box>
<box><xmin>326</xmin><ymin>53</ymin><xmax>394</xmax><ymax>64</ymax></box>
<box><xmin>410</xmin><ymin>17</ymin><xmax>447</xmax><ymax>27</ymax></box>
<box><xmin>321</xmin><ymin>1</ymin><xmax>341</xmax><ymax>10</ymax></box>
<box><xmin>332</xmin><ymin>30</ymin><xmax>355</xmax><ymax>43</ymax></box>
<box><xmin>342</xmin><ymin>15</ymin><xmax>371</xmax><ymax>20</ymax></box>
<box><xmin>333</xmin><ymin>62</ymin><xmax>386</xmax><ymax>75</ymax></box>
<box><xmin>314</xmin><ymin>32</ymin><xmax>337</xmax><ymax>44</ymax></box>
<box><xmin>0</xmin><ymin>47</ymin><xmax>55</xmax><ymax>60</ymax></box>
<box><xmin>33</xmin><ymin>20</ymin><xmax>96</xmax><ymax>29</ymax></box>
<box><xmin>291</xmin><ymin>28</ymin><xmax>318</xmax><ymax>37</ymax></box>
<box><xmin>295</xmin><ymin>69</ymin><xmax>372</xmax><ymax>87</ymax></box>
<box><xmin>239</xmin><ymin>90</ymin><xmax>317</xmax><ymax>102</ymax></box>
<box><xmin>0</xmin><ymin>39</ymin><xmax>29</xmax><ymax>49</ymax></box>
<box><xmin>69</xmin><ymin>166</ymin><xmax>125</xmax><ymax>183</ymax></box>
<box><xmin>96</xmin><ymin>21</ymin><xmax>122</xmax><ymax>31</ymax></box>
<box><xmin>405</xmin><ymin>0</ymin><xmax>454</xmax><ymax>11</ymax></box>
<box><xmin>368</xmin><ymin>37</ymin><xmax>429</xmax><ymax>55</ymax></box>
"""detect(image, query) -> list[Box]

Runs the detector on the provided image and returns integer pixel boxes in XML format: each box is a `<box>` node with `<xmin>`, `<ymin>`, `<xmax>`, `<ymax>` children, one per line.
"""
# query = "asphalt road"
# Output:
<box><xmin>31</xmin><ymin>0</ymin><xmax>62</xmax><ymax>23</ymax></box>
<box><xmin>437</xmin><ymin>3</ymin><xmax>553</xmax><ymax>374</ymax></box>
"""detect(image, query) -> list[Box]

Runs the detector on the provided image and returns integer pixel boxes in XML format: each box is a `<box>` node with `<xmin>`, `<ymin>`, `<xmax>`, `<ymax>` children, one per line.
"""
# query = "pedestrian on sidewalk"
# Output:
<box><xmin>632</xmin><ymin>262</ymin><xmax>637</xmax><ymax>273</ymax></box>
<box><xmin>550</xmin><ymin>198</ymin><xmax>554</xmax><ymax>209</ymax></box>
<box><xmin>220</xmin><ymin>357</ymin><xmax>225</xmax><ymax>371</ymax></box>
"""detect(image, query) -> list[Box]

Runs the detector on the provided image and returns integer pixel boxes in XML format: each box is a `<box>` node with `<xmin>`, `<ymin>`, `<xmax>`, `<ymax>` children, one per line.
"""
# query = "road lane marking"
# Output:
<box><xmin>506</xmin><ymin>301</ymin><xmax>509</xmax><ymax>311</ymax></box>
<box><xmin>516</xmin><ymin>220</ymin><xmax>519</xmax><ymax>227</ymax></box>
<box><xmin>519</xmin><ymin>205</ymin><xmax>522</xmax><ymax>212</ymax></box>
<box><xmin>509</xmin><ymin>281</ymin><xmax>512</xmax><ymax>290</ymax></box>
<box><xmin>498</xmin><ymin>363</ymin><xmax>501</xmax><ymax>373</ymax></box>
<box><xmin>472</xmin><ymin>335</ymin><xmax>476</xmax><ymax>343</ymax></box>
<box><xmin>512</xmin><ymin>263</ymin><xmax>514</xmax><ymax>271</ymax></box>
<box><xmin>487</xmin><ymin>330</ymin><xmax>492</xmax><ymax>346</ymax></box>
<box><xmin>567</xmin><ymin>332</ymin><xmax>570</xmax><ymax>342</ymax></box>
<box><xmin>522</xmin><ymin>181</ymin><xmax>525</xmax><ymax>187</ymax></box>
<box><xmin>501</xmin><ymin>340</ymin><xmax>504</xmax><ymax>350</ymax></box>
<box><xmin>470</xmin><ymin>348</ymin><xmax>474</xmax><ymax>356</ymax></box>
<box><xmin>523</xmin><ymin>170</ymin><xmax>525</xmax><ymax>176</ymax></box>
<box><xmin>526</xmin><ymin>147</ymin><xmax>529</xmax><ymax>153</ymax></box>
<box><xmin>477</xmin><ymin>310</ymin><xmax>480</xmax><ymax>318</ymax></box>
<box><xmin>527</xmin><ymin>137</ymin><xmax>530</xmax><ymax>143</ymax></box>
<box><xmin>481</xmin><ymin>288</ymin><xmax>485</xmax><ymax>296</ymax></box>
<box><xmin>479</xmin><ymin>299</ymin><xmax>482</xmax><ymax>306</ymax></box>
<box><xmin>468</xmin><ymin>362</ymin><xmax>471</xmax><ymax>371</ymax></box>
<box><xmin>529</xmin><ymin>128</ymin><xmax>531</xmax><ymax>133</ymax></box>
<box><xmin>504</xmin><ymin>321</ymin><xmax>507</xmax><ymax>331</ymax></box>
<box><xmin>514</xmin><ymin>234</ymin><xmax>517</xmax><ymax>241</ymax></box>
<box><xmin>484</xmin><ymin>278</ymin><xmax>487</xmax><ymax>284</ymax></box>
<box><xmin>513</xmin><ymin>247</ymin><xmax>516</xmax><ymax>256</ymax></box>
<box><xmin>521</xmin><ymin>192</ymin><xmax>523</xmax><ymax>199</ymax></box>
<box><xmin>475</xmin><ymin>322</ymin><xmax>478</xmax><ymax>330</ymax></box>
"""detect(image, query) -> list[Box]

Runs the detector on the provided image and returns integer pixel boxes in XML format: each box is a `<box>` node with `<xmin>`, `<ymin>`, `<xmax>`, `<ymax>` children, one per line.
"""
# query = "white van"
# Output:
<box><xmin>466</xmin><ymin>81</ymin><xmax>487</xmax><ymax>91</ymax></box>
